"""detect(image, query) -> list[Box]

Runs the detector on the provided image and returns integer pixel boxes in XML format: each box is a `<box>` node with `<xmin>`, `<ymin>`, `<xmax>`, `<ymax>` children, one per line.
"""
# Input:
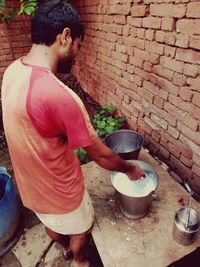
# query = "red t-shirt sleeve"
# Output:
<box><xmin>26</xmin><ymin>69</ymin><xmax>92</xmax><ymax>149</ymax></box>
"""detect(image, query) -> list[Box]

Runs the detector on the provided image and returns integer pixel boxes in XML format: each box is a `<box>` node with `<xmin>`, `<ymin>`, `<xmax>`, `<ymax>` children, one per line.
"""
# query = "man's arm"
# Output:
<box><xmin>84</xmin><ymin>137</ymin><xmax>144</xmax><ymax>180</ymax></box>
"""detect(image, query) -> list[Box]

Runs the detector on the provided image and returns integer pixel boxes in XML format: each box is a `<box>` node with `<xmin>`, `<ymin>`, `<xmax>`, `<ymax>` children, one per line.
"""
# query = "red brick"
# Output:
<box><xmin>123</xmin><ymin>25</ymin><xmax>130</xmax><ymax>36</ymax></box>
<box><xmin>149</xmin><ymin>53</ymin><xmax>160</xmax><ymax>64</ymax></box>
<box><xmin>158</xmin><ymin>77</ymin><xmax>179</xmax><ymax>95</ymax></box>
<box><xmin>161</xmin><ymin>18</ymin><xmax>176</xmax><ymax>31</ymax></box>
<box><xmin>164</xmin><ymin>46</ymin><xmax>176</xmax><ymax>58</ymax></box>
<box><xmin>155</xmin><ymin>31</ymin><xmax>165</xmax><ymax>43</ymax></box>
<box><xmin>152</xmin><ymin>65</ymin><xmax>173</xmax><ymax>80</ymax></box>
<box><xmin>143</xmin><ymin>80</ymin><xmax>160</xmax><ymax>95</ymax></box>
<box><xmin>168</xmin><ymin>126</ymin><xmax>179</xmax><ymax>139</ymax></box>
<box><xmin>142</xmin><ymin>17</ymin><xmax>161</xmax><ymax>29</ymax></box>
<box><xmin>137</xmin><ymin>28</ymin><xmax>145</xmax><ymax>39</ymax></box>
<box><xmin>143</xmin><ymin>61</ymin><xmax>152</xmax><ymax>72</ymax></box>
<box><xmin>192</xmin><ymin>165</ymin><xmax>200</xmax><ymax>177</ymax></box>
<box><xmin>169</xmin><ymin>156</ymin><xmax>191</xmax><ymax>178</ymax></box>
<box><xmin>164</xmin><ymin>33</ymin><xmax>176</xmax><ymax>46</ymax></box>
<box><xmin>129</xmin><ymin>56</ymin><xmax>143</xmax><ymax>68</ymax></box>
<box><xmin>190</xmin><ymin>105</ymin><xmax>200</xmax><ymax>121</ymax></box>
<box><xmin>112</xmin><ymin>25</ymin><xmax>123</xmax><ymax>35</ymax></box>
<box><xmin>131</xmin><ymin>5</ymin><xmax>149</xmax><ymax>17</ymax></box>
<box><xmin>183</xmin><ymin>65</ymin><xmax>199</xmax><ymax>78</ymax></box>
<box><xmin>145</xmin><ymin>29</ymin><xmax>155</xmax><ymax>41</ymax></box>
<box><xmin>177</xmin><ymin>122</ymin><xmax>200</xmax><ymax>145</ymax></box>
<box><xmin>127</xmin><ymin>16</ymin><xmax>142</xmax><ymax>27</ymax></box>
<box><xmin>150</xmin><ymin>4</ymin><xmax>173</xmax><ymax>17</ymax></box>
<box><xmin>138</xmin><ymin>118</ymin><xmax>153</xmax><ymax>135</ymax></box>
<box><xmin>160</xmin><ymin>56</ymin><xmax>184</xmax><ymax>73</ymax></box>
<box><xmin>173</xmin><ymin>73</ymin><xmax>187</xmax><ymax>87</ymax></box>
<box><xmin>186</xmin><ymin>2</ymin><xmax>200</xmax><ymax>18</ymax></box>
<box><xmin>175</xmin><ymin>34</ymin><xmax>189</xmax><ymax>48</ymax></box>
<box><xmin>179</xmin><ymin>140</ymin><xmax>193</xmax><ymax>160</ymax></box>
<box><xmin>192</xmin><ymin>92</ymin><xmax>200</xmax><ymax>108</ymax></box>
<box><xmin>145</xmin><ymin>41</ymin><xmax>164</xmax><ymax>55</ymax></box>
<box><xmin>180</xmin><ymin>155</ymin><xmax>193</xmax><ymax>168</ymax></box>
<box><xmin>134</xmin><ymin>47</ymin><xmax>149</xmax><ymax>60</ymax></box>
<box><xmin>159</xmin><ymin>146</ymin><xmax>170</xmax><ymax>160</ymax></box>
<box><xmin>190</xmin><ymin>36</ymin><xmax>200</xmax><ymax>50</ymax></box>
<box><xmin>153</xmin><ymin>96</ymin><xmax>164</xmax><ymax>109</ymax></box>
<box><xmin>116</xmin><ymin>4</ymin><xmax>131</xmax><ymax>15</ymax></box>
<box><xmin>152</xmin><ymin>130</ymin><xmax>160</xmax><ymax>142</ymax></box>
<box><xmin>159</xmin><ymin>89</ymin><xmax>168</xmax><ymax>101</ymax></box>
<box><xmin>137</xmin><ymin>87</ymin><xmax>154</xmax><ymax>102</ymax></box>
<box><xmin>164</xmin><ymin>102</ymin><xmax>182</xmax><ymax>119</ymax></box>
<box><xmin>116</xmin><ymin>44</ymin><xmax>127</xmax><ymax>53</ymax></box>
<box><xmin>183</xmin><ymin>113</ymin><xmax>199</xmax><ymax>131</ymax></box>
<box><xmin>169</xmin><ymin>143</ymin><xmax>181</xmax><ymax>158</ymax></box>
<box><xmin>176</xmin><ymin>48</ymin><xmax>200</xmax><ymax>64</ymax></box>
<box><xmin>172</xmin><ymin>4</ymin><xmax>187</xmax><ymax>18</ymax></box>
<box><xmin>114</xmin><ymin>15</ymin><xmax>126</xmax><ymax>25</ymax></box>
<box><xmin>187</xmin><ymin>77</ymin><xmax>200</xmax><ymax>92</ymax></box>
<box><xmin>193</xmin><ymin>154</ymin><xmax>200</xmax><ymax>167</ymax></box>
<box><xmin>179</xmin><ymin>87</ymin><xmax>193</xmax><ymax>102</ymax></box>
<box><xmin>177</xmin><ymin>19</ymin><xmax>200</xmax><ymax>35</ymax></box>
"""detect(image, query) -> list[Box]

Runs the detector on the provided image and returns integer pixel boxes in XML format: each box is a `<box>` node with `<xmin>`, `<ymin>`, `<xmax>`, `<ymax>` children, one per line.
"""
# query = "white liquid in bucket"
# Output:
<box><xmin>112</xmin><ymin>173</ymin><xmax>155</xmax><ymax>197</ymax></box>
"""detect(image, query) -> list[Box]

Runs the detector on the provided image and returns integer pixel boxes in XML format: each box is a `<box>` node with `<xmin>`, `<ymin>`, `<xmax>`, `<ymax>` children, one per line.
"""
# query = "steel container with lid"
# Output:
<box><xmin>172</xmin><ymin>207</ymin><xmax>200</xmax><ymax>245</ymax></box>
<box><xmin>110</xmin><ymin>160</ymin><xmax>158</xmax><ymax>219</ymax></box>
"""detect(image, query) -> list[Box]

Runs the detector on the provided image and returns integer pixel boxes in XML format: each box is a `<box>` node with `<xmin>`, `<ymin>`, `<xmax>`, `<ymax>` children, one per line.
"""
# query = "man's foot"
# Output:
<box><xmin>70</xmin><ymin>259</ymin><xmax>90</xmax><ymax>267</ymax></box>
<box><xmin>63</xmin><ymin>249</ymin><xmax>73</xmax><ymax>261</ymax></box>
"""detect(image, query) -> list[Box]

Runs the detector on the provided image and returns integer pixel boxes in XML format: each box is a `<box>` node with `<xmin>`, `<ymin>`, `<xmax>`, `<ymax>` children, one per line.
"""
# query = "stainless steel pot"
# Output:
<box><xmin>173</xmin><ymin>208</ymin><xmax>200</xmax><ymax>246</ymax></box>
<box><xmin>110</xmin><ymin>160</ymin><xmax>158</xmax><ymax>219</ymax></box>
<box><xmin>104</xmin><ymin>130</ymin><xmax>144</xmax><ymax>160</ymax></box>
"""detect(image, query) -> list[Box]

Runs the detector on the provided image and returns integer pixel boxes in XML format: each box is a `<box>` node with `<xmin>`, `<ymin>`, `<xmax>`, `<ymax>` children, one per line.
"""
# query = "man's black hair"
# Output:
<box><xmin>31</xmin><ymin>0</ymin><xmax>84</xmax><ymax>46</ymax></box>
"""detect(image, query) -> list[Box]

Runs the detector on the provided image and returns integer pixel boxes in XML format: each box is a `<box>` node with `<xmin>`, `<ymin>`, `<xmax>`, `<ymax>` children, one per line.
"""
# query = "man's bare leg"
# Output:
<box><xmin>70</xmin><ymin>227</ymin><xmax>92</xmax><ymax>267</ymax></box>
<box><xmin>45</xmin><ymin>227</ymin><xmax>71</xmax><ymax>256</ymax></box>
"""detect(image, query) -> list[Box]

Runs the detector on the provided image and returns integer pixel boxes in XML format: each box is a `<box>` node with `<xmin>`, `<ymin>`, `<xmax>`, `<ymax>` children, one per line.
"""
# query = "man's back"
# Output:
<box><xmin>1</xmin><ymin>58</ymin><xmax>96</xmax><ymax>214</ymax></box>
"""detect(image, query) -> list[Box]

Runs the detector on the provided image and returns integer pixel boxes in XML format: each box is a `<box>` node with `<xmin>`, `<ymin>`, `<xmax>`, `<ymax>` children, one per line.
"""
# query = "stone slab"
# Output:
<box><xmin>82</xmin><ymin>149</ymin><xmax>200</xmax><ymax>267</ymax></box>
<box><xmin>12</xmin><ymin>224</ymin><xmax>51</xmax><ymax>267</ymax></box>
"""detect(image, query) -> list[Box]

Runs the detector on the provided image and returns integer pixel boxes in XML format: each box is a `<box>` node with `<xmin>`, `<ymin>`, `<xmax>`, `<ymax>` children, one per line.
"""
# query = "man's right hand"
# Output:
<box><xmin>126</xmin><ymin>164</ymin><xmax>144</xmax><ymax>181</ymax></box>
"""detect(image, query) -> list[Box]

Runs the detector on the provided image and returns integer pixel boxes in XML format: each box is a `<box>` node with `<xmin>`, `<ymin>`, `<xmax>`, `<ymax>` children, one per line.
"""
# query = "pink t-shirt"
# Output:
<box><xmin>1</xmin><ymin>58</ymin><xmax>98</xmax><ymax>214</ymax></box>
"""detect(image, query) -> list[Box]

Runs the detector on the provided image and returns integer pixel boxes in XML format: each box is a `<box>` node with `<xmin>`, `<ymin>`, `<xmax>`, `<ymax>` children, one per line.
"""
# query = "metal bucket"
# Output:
<box><xmin>172</xmin><ymin>207</ymin><xmax>200</xmax><ymax>246</ymax></box>
<box><xmin>110</xmin><ymin>161</ymin><xmax>158</xmax><ymax>219</ymax></box>
<box><xmin>104</xmin><ymin>130</ymin><xmax>144</xmax><ymax>160</ymax></box>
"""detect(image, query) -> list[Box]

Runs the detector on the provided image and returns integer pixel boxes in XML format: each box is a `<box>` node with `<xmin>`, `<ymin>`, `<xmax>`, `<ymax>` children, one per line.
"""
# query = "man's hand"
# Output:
<box><xmin>126</xmin><ymin>164</ymin><xmax>144</xmax><ymax>181</ymax></box>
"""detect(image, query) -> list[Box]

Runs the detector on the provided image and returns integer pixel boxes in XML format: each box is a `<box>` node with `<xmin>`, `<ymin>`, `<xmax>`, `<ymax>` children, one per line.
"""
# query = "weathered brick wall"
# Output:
<box><xmin>0</xmin><ymin>3</ymin><xmax>31</xmax><ymax>83</ymax></box>
<box><xmin>72</xmin><ymin>0</ymin><xmax>200</xmax><ymax>191</ymax></box>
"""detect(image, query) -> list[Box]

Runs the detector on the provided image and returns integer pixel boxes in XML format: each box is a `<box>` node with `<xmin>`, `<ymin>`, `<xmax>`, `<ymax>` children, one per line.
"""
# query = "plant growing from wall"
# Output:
<box><xmin>75</xmin><ymin>105</ymin><xmax>127</xmax><ymax>164</ymax></box>
<box><xmin>0</xmin><ymin>0</ymin><xmax>70</xmax><ymax>22</ymax></box>
<box><xmin>92</xmin><ymin>105</ymin><xmax>126</xmax><ymax>138</ymax></box>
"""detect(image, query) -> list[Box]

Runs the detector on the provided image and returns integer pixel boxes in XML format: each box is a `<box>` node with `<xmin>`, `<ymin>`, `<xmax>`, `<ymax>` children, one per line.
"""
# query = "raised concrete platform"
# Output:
<box><xmin>82</xmin><ymin>149</ymin><xmax>200</xmax><ymax>267</ymax></box>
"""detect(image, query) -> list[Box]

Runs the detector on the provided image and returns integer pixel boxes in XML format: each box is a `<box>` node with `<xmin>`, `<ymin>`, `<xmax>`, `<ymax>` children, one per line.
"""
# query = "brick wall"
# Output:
<box><xmin>72</xmin><ymin>0</ymin><xmax>200</xmax><ymax>191</ymax></box>
<box><xmin>0</xmin><ymin>2</ymin><xmax>32</xmax><ymax>84</ymax></box>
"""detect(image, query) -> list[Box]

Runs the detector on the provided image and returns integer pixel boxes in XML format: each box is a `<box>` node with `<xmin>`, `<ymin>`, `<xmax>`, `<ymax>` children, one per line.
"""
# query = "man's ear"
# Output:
<box><xmin>61</xmin><ymin>28</ymin><xmax>71</xmax><ymax>46</ymax></box>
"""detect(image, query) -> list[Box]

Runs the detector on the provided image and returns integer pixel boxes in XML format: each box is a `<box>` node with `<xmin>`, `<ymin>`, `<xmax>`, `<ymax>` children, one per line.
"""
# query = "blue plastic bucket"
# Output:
<box><xmin>0</xmin><ymin>167</ymin><xmax>20</xmax><ymax>253</ymax></box>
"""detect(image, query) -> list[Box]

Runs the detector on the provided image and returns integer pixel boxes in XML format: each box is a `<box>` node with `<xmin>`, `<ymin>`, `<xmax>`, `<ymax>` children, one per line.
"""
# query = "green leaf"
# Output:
<box><xmin>102</xmin><ymin>105</ymin><xmax>116</xmax><ymax>113</ymax></box>
<box><xmin>117</xmin><ymin>117</ymin><xmax>126</xmax><ymax>123</ymax></box>
<box><xmin>105</xmin><ymin>125</ymin><xmax>115</xmax><ymax>134</ymax></box>
<box><xmin>97</xmin><ymin>120</ymin><xmax>106</xmax><ymax>129</ymax></box>
<box><xmin>23</xmin><ymin>6</ymin><xmax>35</xmax><ymax>15</ymax></box>
<box><xmin>106</xmin><ymin>116</ymin><xmax>114</xmax><ymax>123</ymax></box>
<box><xmin>99</xmin><ymin>109</ymin><xmax>106</xmax><ymax>115</ymax></box>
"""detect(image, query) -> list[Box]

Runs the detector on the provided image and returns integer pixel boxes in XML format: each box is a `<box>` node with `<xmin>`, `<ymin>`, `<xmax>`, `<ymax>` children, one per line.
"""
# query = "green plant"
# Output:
<box><xmin>75</xmin><ymin>148</ymin><xmax>91</xmax><ymax>165</ymax></box>
<box><xmin>18</xmin><ymin>0</ymin><xmax>38</xmax><ymax>16</ymax></box>
<box><xmin>0</xmin><ymin>0</ymin><xmax>70</xmax><ymax>23</ymax></box>
<box><xmin>92</xmin><ymin>105</ymin><xmax>126</xmax><ymax>138</ymax></box>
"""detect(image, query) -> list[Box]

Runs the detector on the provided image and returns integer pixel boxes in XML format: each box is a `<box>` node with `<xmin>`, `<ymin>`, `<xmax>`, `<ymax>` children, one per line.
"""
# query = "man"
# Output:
<box><xmin>1</xmin><ymin>1</ymin><xmax>143</xmax><ymax>267</ymax></box>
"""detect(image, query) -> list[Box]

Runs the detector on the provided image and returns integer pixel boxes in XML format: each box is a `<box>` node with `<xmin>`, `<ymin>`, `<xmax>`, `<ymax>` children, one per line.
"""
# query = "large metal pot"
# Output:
<box><xmin>110</xmin><ymin>160</ymin><xmax>158</xmax><ymax>219</ymax></box>
<box><xmin>104</xmin><ymin>130</ymin><xmax>144</xmax><ymax>160</ymax></box>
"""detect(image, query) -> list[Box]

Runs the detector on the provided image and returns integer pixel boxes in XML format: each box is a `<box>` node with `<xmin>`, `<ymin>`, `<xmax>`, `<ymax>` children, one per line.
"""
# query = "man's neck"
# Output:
<box><xmin>23</xmin><ymin>44</ymin><xmax>58</xmax><ymax>73</ymax></box>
